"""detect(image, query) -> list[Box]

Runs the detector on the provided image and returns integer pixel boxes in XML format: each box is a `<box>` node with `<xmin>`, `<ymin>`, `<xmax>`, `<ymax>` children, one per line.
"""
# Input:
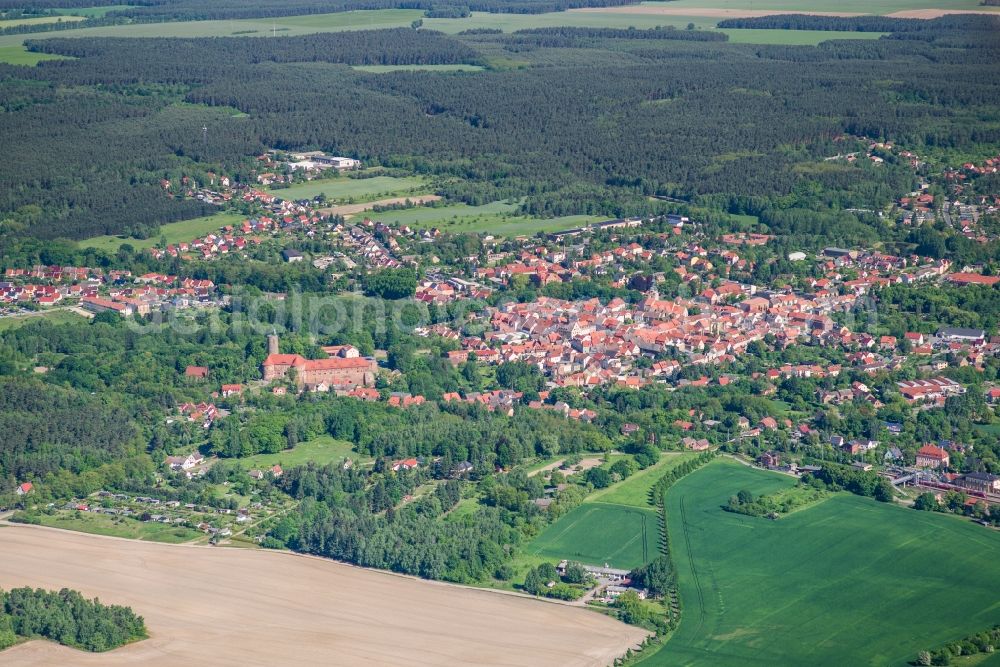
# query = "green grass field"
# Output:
<box><xmin>0</xmin><ymin>15</ymin><xmax>85</xmax><ymax>28</ymax></box>
<box><xmin>370</xmin><ymin>200</ymin><xmax>602</xmax><ymax>236</ymax></box>
<box><xmin>268</xmin><ymin>175</ymin><xmax>429</xmax><ymax>202</ymax></box>
<box><xmin>641</xmin><ymin>459</ymin><xmax>1000</xmax><ymax>666</ymax></box>
<box><xmin>237</xmin><ymin>435</ymin><xmax>360</xmax><ymax>471</ymax></box>
<box><xmin>0</xmin><ymin>45</ymin><xmax>71</xmax><ymax>65</ymax></box>
<box><xmin>31</xmin><ymin>512</ymin><xmax>203</xmax><ymax>544</ymax></box>
<box><xmin>53</xmin><ymin>5</ymin><xmax>133</xmax><ymax>17</ymax></box>
<box><xmin>0</xmin><ymin>309</ymin><xmax>86</xmax><ymax>332</ymax></box>
<box><xmin>80</xmin><ymin>212</ymin><xmax>247</xmax><ymax>252</ymax></box>
<box><xmin>586</xmin><ymin>452</ymin><xmax>700</xmax><ymax>508</ymax></box>
<box><xmin>352</xmin><ymin>64</ymin><xmax>485</xmax><ymax>73</ymax></box>
<box><xmin>525</xmin><ymin>502</ymin><xmax>661</xmax><ymax>570</ymax></box>
<box><xmin>722</xmin><ymin>29</ymin><xmax>887</xmax><ymax>45</ymax></box>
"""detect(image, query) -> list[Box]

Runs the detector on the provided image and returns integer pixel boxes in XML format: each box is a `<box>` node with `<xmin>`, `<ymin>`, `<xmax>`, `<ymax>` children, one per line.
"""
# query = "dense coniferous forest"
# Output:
<box><xmin>0</xmin><ymin>378</ymin><xmax>139</xmax><ymax>483</ymax></box>
<box><xmin>0</xmin><ymin>0</ymin><xmax>639</xmax><ymax>19</ymax></box>
<box><xmin>268</xmin><ymin>465</ymin><xmax>522</xmax><ymax>581</ymax></box>
<box><xmin>0</xmin><ymin>16</ymin><xmax>996</xmax><ymax>240</ymax></box>
<box><xmin>716</xmin><ymin>14</ymin><xmax>995</xmax><ymax>32</ymax></box>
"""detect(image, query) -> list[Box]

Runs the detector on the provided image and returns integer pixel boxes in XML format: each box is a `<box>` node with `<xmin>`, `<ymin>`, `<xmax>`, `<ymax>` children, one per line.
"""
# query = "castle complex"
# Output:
<box><xmin>261</xmin><ymin>335</ymin><xmax>377</xmax><ymax>391</ymax></box>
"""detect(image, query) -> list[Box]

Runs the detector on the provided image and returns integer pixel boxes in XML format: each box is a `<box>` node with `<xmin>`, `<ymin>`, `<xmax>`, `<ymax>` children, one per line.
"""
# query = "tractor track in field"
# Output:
<box><xmin>678</xmin><ymin>496</ymin><xmax>708</xmax><ymax>634</ymax></box>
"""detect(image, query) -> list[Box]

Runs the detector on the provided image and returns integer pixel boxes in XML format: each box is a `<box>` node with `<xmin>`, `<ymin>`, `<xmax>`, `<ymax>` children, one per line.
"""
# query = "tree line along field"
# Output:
<box><xmin>640</xmin><ymin>459</ymin><xmax>1000</xmax><ymax>667</ymax></box>
<box><xmin>0</xmin><ymin>9</ymin><xmax>715</xmax><ymax>53</ymax></box>
<box><xmin>521</xmin><ymin>452</ymin><xmax>701</xmax><ymax>571</ymax></box>
<box><xmin>587</xmin><ymin>451</ymin><xmax>701</xmax><ymax>507</ymax></box>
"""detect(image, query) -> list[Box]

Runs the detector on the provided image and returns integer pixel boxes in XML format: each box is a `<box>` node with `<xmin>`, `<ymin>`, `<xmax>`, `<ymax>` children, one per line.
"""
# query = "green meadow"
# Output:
<box><xmin>586</xmin><ymin>452</ymin><xmax>701</xmax><ymax>508</ymax></box>
<box><xmin>268</xmin><ymin>175</ymin><xmax>429</xmax><ymax>202</ymax></box>
<box><xmin>80</xmin><ymin>212</ymin><xmax>247</xmax><ymax>252</ymax></box>
<box><xmin>525</xmin><ymin>502</ymin><xmax>661</xmax><ymax>570</ymax></box>
<box><xmin>237</xmin><ymin>435</ymin><xmax>362</xmax><ymax>471</ymax></box>
<box><xmin>641</xmin><ymin>459</ymin><xmax>1000</xmax><ymax>666</ymax></box>
<box><xmin>29</xmin><ymin>511</ymin><xmax>203</xmax><ymax>544</ymax></box>
<box><xmin>722</xmin><ymin>29</ymin><xmax>887</xmax><ymax>45</ymax></box>
<box><xmin>0</xmin><ymin>309</ymin><xmax>87</xmax><ymax>332</ymax></box>
<box><xmin>0</xmin><ymin>45</ymin><xmax>71</xmax><ymax>65</ymax></box>
<box><xmin>369</xmin><ymin>200</ymin><xmax>602</xmax><ymax>236</ymax></box>
<box><xmin>53</xmin><ymin>6</ymin><xmax>133</xmax><ymax>17</ymax></box>
<box><xmin>0</xmin><ymin>15</ymin><xmax>84</xmax><ymax>28</ymax></box>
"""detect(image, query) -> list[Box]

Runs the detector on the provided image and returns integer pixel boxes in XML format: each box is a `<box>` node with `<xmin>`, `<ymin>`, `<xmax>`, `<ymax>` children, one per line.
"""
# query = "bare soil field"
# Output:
<box><xmin>0</xmin><ymin>524</ymin><xmax>648</xmax><ymax>666</ymax></box>
<box><xmin>320</xmin><ymin>194</ymin><xmax>441</xmax><ymax>217</ymax></box>
<box><xmin>886</xmin><ymin>8</ymin><xmax>1000</xmax><ymax>16</ymax></box>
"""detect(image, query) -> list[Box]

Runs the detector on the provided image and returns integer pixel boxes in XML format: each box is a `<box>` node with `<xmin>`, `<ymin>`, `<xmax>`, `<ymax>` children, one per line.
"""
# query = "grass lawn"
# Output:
<box><xmin>722</xmin><ymin>29</ymin><xmax>887</xmax><ymax>45</ymax></box>
<box><xmin>640</xmin><ymin>458</ymin><xmax>1000</xmax><ymax>666</ymax></box>
<box><xmin>586</xmin><ymin>452</ymin><xmax>700</xmax><ymax>508</ymax></box>
<box><xmin>53</xmin><ymin>6</ymin><xmax>133</xmax><ymax>17</ymax></box>
<box><xmin>0</xmin><ymin>15</ymin><xmax>85</xmax><ymax>28</ymax></box>
<box><xmin>267</xmin><ymin>175</ymin><xmax>429</xmax><ymax>202</ymax></box>
<box><xmin>32</xmin><ymin>512</ymin><xmax>202</xmax><ymax>544</ymax></box>
<box><xmin>525</xmin><ymin>502</ymin><xmax>661</xmax><ymax>570</ymax></box>
<box><xmin>80</xmin><ymin>212</ymin><xmax>246</xmax><ymax>252</ymax></box>
<box><xmin>352</xmin><ymin>64</ymin><xmax>485</xmax><ymax>73</ymax></box>
<box><xmin>370</xmin><ymin>200</ymin><xmax>602</xmax><ymax>236</ymax></box>
<box><xmin>236</xmin><ymin>435</ymin><xmax>360</xmax><ymax>471</ymax></box>
<box><xmin>0</xmin><ymin>309</ymin><xmax>86</xmax><ymax>331</ymax></box>
<box><xmin>0</xmin><ymin>45</ymin><xmax>71</xmax><ymax>65</ymax></box>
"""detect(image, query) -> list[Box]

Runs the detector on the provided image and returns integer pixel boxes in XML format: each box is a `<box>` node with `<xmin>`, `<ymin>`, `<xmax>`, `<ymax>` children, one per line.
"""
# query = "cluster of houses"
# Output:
<box><xmin>175</xmin><ymin>403</ymin><xmax>220</xmax><ymax>429</ymax></box>
<box><xmin>896</xmin><ymin>377</ymin><xmax>966</xmax><ymax>407</ymax></box>
<box><xmin>554</xmin><ymin>560</ymin><xmax>648</xmax><ymax>603</ymax></box>
<box><xmin>248</xmin><ymin>465</ymin><xmax>283</xmax><ymax>480</ymax></box>
<box><xmin>415</xmin><ymin>276</ymin><xmax>492</xmax><ymax>305</ymax></box>
<box><xmin>164</xmin><ymin>451</ymin><xmax>206</xmax><ymax>473</ymax></box>
<box><xmin>0</xmin><ymin>265</ymin><xmax>220</xmax><ymax>316</ymax></box>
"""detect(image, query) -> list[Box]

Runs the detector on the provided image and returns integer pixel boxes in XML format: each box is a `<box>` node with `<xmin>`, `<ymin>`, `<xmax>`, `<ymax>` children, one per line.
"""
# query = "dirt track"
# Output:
<box><xmin>0</xmin><ymin>524</ymin><xmax>648</xmax><ymax>666</ymax></box>
<box><xmin>530</xmin><ymin>457</ymin><xmax>605</xmax><ymax>478</ymax></box>
<box><xmin>319</xmin><ymin>195</ymin><xmax>441</xmax><ymax>218</ymax></box>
